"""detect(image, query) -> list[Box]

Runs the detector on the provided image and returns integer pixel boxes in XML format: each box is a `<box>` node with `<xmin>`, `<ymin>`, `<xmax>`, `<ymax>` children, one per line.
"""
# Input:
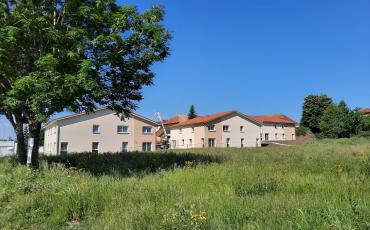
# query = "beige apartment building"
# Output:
<box><xmin>43</xmin><ymin>108</ymin><xmax>158</xmax><ymax>155</ymax></box>
<box><xmin>169</xmin><ymin>111</ymin><xmax>263</xmax><ymax>149</ymax></box>
<box><xmin>249</xmin><ymin>114</ymin><xmax>297</xmax><ymax>141</ymax></box>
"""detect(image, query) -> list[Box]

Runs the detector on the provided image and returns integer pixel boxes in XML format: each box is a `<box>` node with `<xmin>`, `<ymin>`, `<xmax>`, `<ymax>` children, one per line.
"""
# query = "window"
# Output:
<box><xmin>142</xmin><ymin>126</ymin><xmax>152</xmax><ymax>134</ymax></box>
<box><xmin>182</xmin><ymin>139</ymin><xmax>185</xmax><ymax>146</ymax></box>
<box><xmin>60</xmin><ymin>142</ymin><xmax>68</xmax><ymax>154</ymax></box>
<box><xmin>201</xmin><ymin>138</ymin><xmax>205</xmax><ymax>148</ymax></box>
<box><xmin>208</xmin><ymin>138</ymin><xmax>215</xmax><ymax>147</ymax></box>
<box><xmin>172</xmin><ymin>140</ymin><xmax>176</xmax><ymax>148</ymax></box>
<box><xmin>265</xmin><ymin>133</ymin><xmax>269</xmax><ymax>141</ymax></box>
<box><xmin>191</xmin><ymin>127</ymin><xmax>194</xmax><ymax>133</ymax></box>
<box><xmin>142</xmin><ymin>142</ymin><xmax>152</xmax><ymax>152</ymax></box>
<box><xmin>223</xmin><ymin>125</ymin><xmax>230</xmax><ymax>132</ymax></box>
<box><xmin>292</xmin><ymin>134</ymin><xmax>295</xmax><ymax>140</ymax></box>
<box><xmin>241</xmin><ymin>138</ymin><xmax>244</xmax><ymax>148</ymax></box>
<box><xmin>189</xmin><ymin>139</ymin><xmax>193</xmax><ymax>147</ymax></box>
<box><xmin>208</xmin><ymin>125</ymin><xmax>215</xmax><ymax>131</ymax></box>
<box><xmin>179</xmin><ymin>128</ymin><xmax>182</xmax><ymax>134</ymax></box>
<box><xmin>282</xmin><ymin>133</ymin><xmax>285</xmax><ymax>140</ymax></box>
<box><xmin>275</xmin><ymin>133</ymin><xmax>278</xmax><ymax>139</ymax></box>
<box><xmin>117</xmin><ymin>125</ymin><xmax>129</xmax><ymax>134</ymax></box>
<box><xmin>282</xmin><ymin>124</ymin><xmax>285</xmax><ymax>129</ymax></box>
<box><xmin>240</xmin><ymin>126</ymin><xmax>245</xmax><ymax>132</ymax></box>
<box><xmin>274</xmin><ymin>124</ymin><xmax>277</xmax><ymax>129</ymax></box>
<box><xmin>93</xmin><ymin>125</ymin><xmax>100</xmax><ymax>134</ymax></box>
<box><xmin>92</xmin><ymin>142</ymin><xmax>99</xmax><ymax>153</ymax></box>
<box><xmin>122</xmin><ymin>142</ymin><xmax>128</xmax><ymax>152</ymax></box>
<box><xmin>226</xmin><ymin>138</ymin><xmax>230</xmax><ymax>147</ymax></box>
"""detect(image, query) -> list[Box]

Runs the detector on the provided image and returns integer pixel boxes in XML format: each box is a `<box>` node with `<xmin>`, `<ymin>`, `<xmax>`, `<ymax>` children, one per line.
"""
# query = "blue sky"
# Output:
<box><xmin>1</xmin><ymin>0</ymin><xmax>370</xmax><ymax>138</ymax></box>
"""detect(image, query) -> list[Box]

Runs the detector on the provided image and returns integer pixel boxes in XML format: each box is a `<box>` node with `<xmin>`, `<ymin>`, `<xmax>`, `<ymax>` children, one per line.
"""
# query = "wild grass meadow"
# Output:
<box><xmin>0</xmin><ymin>138</ymin><xmax>369</xmax><ymax>229</ymax></box>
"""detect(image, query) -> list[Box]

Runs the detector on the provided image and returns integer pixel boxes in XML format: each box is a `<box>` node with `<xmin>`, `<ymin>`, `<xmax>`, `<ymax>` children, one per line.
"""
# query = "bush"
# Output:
<box><xmin>296</xmin><ymin>126</ymin><xmax>308</xmax><ymax>136</ymax></box>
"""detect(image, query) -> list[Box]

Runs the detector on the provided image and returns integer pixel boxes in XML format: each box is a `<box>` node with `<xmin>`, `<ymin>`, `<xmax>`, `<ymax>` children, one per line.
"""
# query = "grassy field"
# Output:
<box><xmin>0</xmin><ymin>138</ymin><xmax>369</xmax><ymax>229</ymax></box>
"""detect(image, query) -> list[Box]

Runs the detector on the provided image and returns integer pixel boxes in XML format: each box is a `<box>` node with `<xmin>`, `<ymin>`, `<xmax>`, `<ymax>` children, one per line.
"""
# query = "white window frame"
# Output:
<box><xmin>241</xmin><ymin>138</ymin><xmax>244</xmax><ymax>148</ymax></box>
<box><xmin>240</xmin><ymin>126</ymin><xmax>245</xmax><ymax>132</ymax></box>
<box><xmin>179</xmin><ymin>128</ymin><xmax>182</xmax><ymax>134</ymax></box>
<box><xmin>92</xmin><ymin>142</ymin><xmax>99</xmax><ymax>153</ymax></box>
<box><xmin>142</xmin><ymin>142</ymin><xmax>152</xmax><ymax>152</ymax></box>
<box><xmin>122</xmin><ymin>142</ymin><xmax>129</xmax><ymax>152</ymax></box>
<box><xmin>92</xmin><ymin>124</ymin><xmax>100</xmax><ymax>134</ymax></box>
<box><xmin>117</xmin><ymin>125</ymin><xmax>129</xmax><ymax>134</ymax></box>
<box><xmin>172</xmin><ymin>140</ymin><xmax>176</xmax><ymax>148</ymax></box>
<box><xmin>208</xmin><ymin>138</ymin><xmax>215</xmax><ymax>147</ymax></box>
<box><xmin>189</xmin><ymin>139</ymin><xmax>193</xmax><ymax>147</ymax></box>
<box><xmin>226</xmin><ymin>138</ymin><xmax>230</xmax><ymax>147</ymax></box>
<box><xmin>223</xmin><ymin>125</ymin><xmax>230</xmax><ymax>132</ymax></box>
<box><xmin>142</xmin><ymin>126</ymin><xmax>152</xmax><ymax>134</ymax></box>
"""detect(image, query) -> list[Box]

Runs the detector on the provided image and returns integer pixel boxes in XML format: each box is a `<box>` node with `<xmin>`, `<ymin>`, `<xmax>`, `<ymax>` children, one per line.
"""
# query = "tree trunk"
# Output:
<box><xmin>15</xmin><ymin>122</ymin><xmax>27</xmax><ymax>165</ymax></box>
<box><xmin>5</xmin><ymin>112</ymin><xmax>27</xmax><ymax>165</ymax></box>
<box><xmin>29</xmin><ymin>122</ymin><xmax>41</xmax><ymax>169</ymax></box>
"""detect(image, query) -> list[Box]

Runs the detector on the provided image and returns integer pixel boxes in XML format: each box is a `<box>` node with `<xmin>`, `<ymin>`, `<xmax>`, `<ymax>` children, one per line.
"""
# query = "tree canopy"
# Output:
<box><xmin>0</xmin><ymin>0</ymin><xmax>171</xmax><ymax>167</ymax></box>
<box><xmin>188</xmin><ymin>104</ymin><xmax>197</xmax><ymax>119</ymax></box>
<box><xmin>300</xmin><ymin>94</ymin><xmax>333</xmax><ymax>133</ymax></box>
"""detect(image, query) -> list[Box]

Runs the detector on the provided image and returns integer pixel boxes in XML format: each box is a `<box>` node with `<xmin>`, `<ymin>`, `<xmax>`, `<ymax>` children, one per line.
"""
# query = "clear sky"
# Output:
<box><xmin>1</xmin><ymin>0</ymin><xmax>370</xmax><ymax>138</ymax></box>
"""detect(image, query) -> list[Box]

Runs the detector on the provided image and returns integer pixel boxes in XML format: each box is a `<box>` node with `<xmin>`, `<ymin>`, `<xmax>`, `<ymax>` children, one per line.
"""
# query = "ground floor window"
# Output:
<box><xmin>172</xmin><ymin>140</ymin><xmax>176</xmax><ymax>148</ymax></box>
<box><xmin>265</xmin><ymin>133</ymin><xmax>269</xmax><ymax>141</ymax></box>
<box><xmin>122</xmin><ymin>142</ymin><xmax>128</xmax><ymax>152</ymax></box>
<box><xmin>226</xmin><ymin>138</ymin><xmax>230</xmax><ymax>147</ymax></box>
<box><xmin>208</xmin><ymin>138</ymin><xmax>215</xmax><ymax>147</ymax></box>
<box><xmin>189</xmin><ymin>139</ymin><xmax>192</xmax><ymax>147</ymax></box>
<box><xmin>201</xmin><ymin>138</ymin><xmax>205</xmax><ymax>148</ymax></box>
<box><xmin>92</xmin><ymin>142</ymin><xmax>99</xmax><ymax>154</ymax></box>
<box><xmin>60</xmin><ymin>142</ymin><xmax>68</xmax><ymax>154</ymax></box>
<box><xmin>142</xmin><ymin>142</ymin><xmax>152</xmax><ymax>152</ymax></box>
<box><xmin>241</xmin><ymin>138</ymin><xmax>244</xmax><ymax>148</ymax></box>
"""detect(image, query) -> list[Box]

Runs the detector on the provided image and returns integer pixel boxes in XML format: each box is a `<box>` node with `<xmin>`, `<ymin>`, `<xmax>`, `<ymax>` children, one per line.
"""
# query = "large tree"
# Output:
<box><xmin>0</xmin><ymin>0</ymin><xmax>171</xmax><ymax>168</ymax></box>
<box><xmin>300</xmin><ymin>94</ymin><xmax>333</xmax><ymax>133</ymax></box>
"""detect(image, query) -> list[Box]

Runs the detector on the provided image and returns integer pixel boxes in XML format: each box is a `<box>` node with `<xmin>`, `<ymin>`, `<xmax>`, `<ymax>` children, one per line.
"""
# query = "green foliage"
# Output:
<box><xmin>300</xmin><ymin>94</ymin><xmax>333</xmax><ymax>133</ymax></box>
<box><xmin>0</xmin><ymin>139</ymin><xmax>369</xmax><ymax>229</ymax></box>
<box><xmin>188</xmin><ymin>104</ymin><xmax>197</xmax><ymax>119</ymax></box>
<box><xmin>296</xmin><ymin>126</ymin><xmax>308</xmax><ymax>136</ymax></box>
<box><xmin>362</xmin><ymin>115</ymin><xmax>370</xmax><ymax>131</ymax></box>
<box><xmin>319</xmin><ymin>101</ymin><xmax>363</xmax><ymax>138</ymax></box>
<box><xmin>0</xmin><ymin>1</ymin><xmax>171</xmax><ymax>164</ymax></box>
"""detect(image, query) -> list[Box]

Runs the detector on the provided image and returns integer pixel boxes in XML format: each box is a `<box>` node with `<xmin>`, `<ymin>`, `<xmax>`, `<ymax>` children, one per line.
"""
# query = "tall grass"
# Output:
<box><xmin>0</xmin><ymin>137</ymin><xmax>369</xmax><ymax>229</ymax></box>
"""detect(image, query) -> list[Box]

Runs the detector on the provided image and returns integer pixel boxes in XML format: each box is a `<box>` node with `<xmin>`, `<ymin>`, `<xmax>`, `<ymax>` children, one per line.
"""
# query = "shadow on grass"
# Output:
<box><xmin>43</xmin><ymin>151</ymin><xmax>223</xmax><ymax>177</ymax></box>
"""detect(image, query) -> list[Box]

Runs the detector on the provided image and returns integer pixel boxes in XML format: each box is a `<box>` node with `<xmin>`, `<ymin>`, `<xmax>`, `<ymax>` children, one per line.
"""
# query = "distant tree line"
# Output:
<box><xmin>298</xmin><ymin>94</ymin><xmax>368</xmax><ymax>138</ymax></box>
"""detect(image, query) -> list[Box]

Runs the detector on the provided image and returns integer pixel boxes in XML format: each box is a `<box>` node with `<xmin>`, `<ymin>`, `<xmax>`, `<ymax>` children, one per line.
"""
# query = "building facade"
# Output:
<box><xmin>249</xmin><ymin>114</ymin><xmax>297</xmax><ymax>141</ymax></box>
<box><xmin>43</xmin><ymin>109</ymin><xmax>158</xmax><ymax>155</ymax></box>
<box><xmin>169</xmin><ymin>111</ymin><xmax>263</xmax><ymax>149</ymax></box>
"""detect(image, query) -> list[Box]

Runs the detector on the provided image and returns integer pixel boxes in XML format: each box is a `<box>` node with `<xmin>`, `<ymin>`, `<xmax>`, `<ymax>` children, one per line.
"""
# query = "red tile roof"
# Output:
<box><xmin>156</xmin><ymin>129</ymin><xmax>165</xmax><ymax>137</ymax></box>
<box><xmin>248</xmin><ymin>114</ymin><xmax>297</xmax><ymax>125</ymax></box>
<box><xmin>171</xmin><ymin>110</ymin><xmax>261</xmax><ymax>128</ymax></box>
<box><xmin>163</xmin><ymin>114</ymin><xmax>188</xmax><ymax>126</ymax></box>
<box><xmin>359</xmin><ymin>108</ymin><xmax>370</xmax><ymax>115</ymax></box>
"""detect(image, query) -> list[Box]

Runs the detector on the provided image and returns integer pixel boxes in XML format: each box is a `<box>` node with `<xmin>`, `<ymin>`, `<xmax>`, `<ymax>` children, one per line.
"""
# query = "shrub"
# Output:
<box><xmin>296</xmin><ymin>126</ymin><xmax>308</xmax><ymax>136</ymax></box>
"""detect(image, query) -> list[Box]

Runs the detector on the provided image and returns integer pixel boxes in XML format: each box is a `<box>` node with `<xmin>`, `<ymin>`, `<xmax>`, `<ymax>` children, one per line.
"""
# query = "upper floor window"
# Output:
<box><xmin>282</xmin><ymin>124</ymin><xmax>285</xmax><ymax>129</ymax></box>
<box><xmin>240</xmin><ymin>126</ymin><xmax>245</xmax><ymax>132</ymax></box>
<box><xmin>191</xmin><ymin>127</ymin><xmax>195</xmax><ymax>133</ymax></box>
<box><xmin>223</xmin><ymin>125</ymin><xmax>230</xmax><ymax>132</ymax></box>
<box><xmin>274</xmin><ymin>124</ymin><xmax>277</xmax><ymax>129</ymax></box>
<box><xmin>117</xmin><ymin>125</ymin><xmax>129</xmax><ymax>134</ymax></box>
<box><xmin>93</xmin><ymin>124</ymin><xmax>100</xmax><ymax>134</ymax></box>
<box><xmin>179</xmin><ymin>128</ymin><xmax>182</xmax><ymax>134</ymax></box>
<box><xmin>142</xmin><ymin>126</ymin><xmax>152</xmax><ymax>134</ymax></box>
<box><xmin>208</xmin><ymin>125</ymin><xmax>216</xmax><ymax>132</ymax></box>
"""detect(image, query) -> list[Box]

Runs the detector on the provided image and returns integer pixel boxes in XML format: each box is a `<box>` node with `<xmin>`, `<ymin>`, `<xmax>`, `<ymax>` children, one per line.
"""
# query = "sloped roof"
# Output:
<box><xmin>163</xmin><ymin>114</ymin><xmax>188</xmax><ymax>126</ymax></box>
<box><xmin>171</xmin><ymin>110</ymin><xmax>262</xmax><ymax>128</ymax></box>
<box><xmin>248</xmin><ymin>114</ymin><xmax>297</xmax><ymax>125</ymax></box>
<box><xmin>44</xmin><ymin>108</ymin><xmax>159</xmax><ymax>128</ymax></box>
<box><xmin>359</xmin><ymin>108</ymin><xmax>370</xmax><ymax>114</ymax></box>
